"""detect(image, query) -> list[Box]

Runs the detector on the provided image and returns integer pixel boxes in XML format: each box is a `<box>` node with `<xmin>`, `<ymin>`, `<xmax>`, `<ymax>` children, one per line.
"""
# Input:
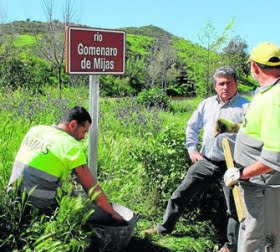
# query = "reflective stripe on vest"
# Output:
<box><xmin>23</xmin><ymin>186</ymin><xmax>57</xmax><ymax>199</ymax></box>
<box><xmin>14</xmin><ymin>160</ymin><xmax>59</xmax><ymax>199</ymax></box>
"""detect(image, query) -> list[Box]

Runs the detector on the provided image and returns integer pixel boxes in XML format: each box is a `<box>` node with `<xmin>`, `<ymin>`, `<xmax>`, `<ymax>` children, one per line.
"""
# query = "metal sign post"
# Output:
<box><xmin>65</xmin><ymin>26</ymin><xmax>125</xmax><ymax>178</ymax></box>
<box><xmin>88</xmin><ymin>75</ymin><xmax>99</xmax><ymax>178</ymax></box>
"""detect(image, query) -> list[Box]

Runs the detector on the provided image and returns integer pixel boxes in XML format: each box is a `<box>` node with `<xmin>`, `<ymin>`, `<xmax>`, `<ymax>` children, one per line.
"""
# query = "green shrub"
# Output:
<box><xmin>137</xmin><ymin>87</ymin><xmax>172</xmax><ymax>110</ymax></box>
<box><xmin>0</xmin><ymin>183</ymin><xmax>37</xmax><ymax>250</ymax></box>
<box><xmin>134</xmin><ymin>123</ymin><xmax>189</xmax><ymax>210</ymax></box>
<box><xmin>0</xmin><ymin>182</ymin><xmax>95</xmax><ymax>251</ymax></box>
<box><xmin>100</xmin><ymin>75</ymin><xmax>136</xmax><ymax>97</ymax></box>
<box><xmin>109</xmin><ymin>97</ymin><xmax>163</xmax><ymax>136</ymax></box>
<box><xmin>170</xmin><ymin>97</ymin><xmax>201</xmax><ymax>114</ymax></box>
<box><xmin>0</xmin><ymin>56</ymin><xmax>56</xmax><ymax>92</ymax></box>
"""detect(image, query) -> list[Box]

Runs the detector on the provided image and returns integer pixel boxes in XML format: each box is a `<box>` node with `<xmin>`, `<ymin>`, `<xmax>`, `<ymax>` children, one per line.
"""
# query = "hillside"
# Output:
<box><xmin>1</xmin><ymin>21</ymin><xmax>173</xmax><ymax>37</ymax></box>
<box><xmin>0</xmin><ymin>20</ymin><xmax>255</xmax><ymax>96</ymax></box>
<box><xmin>121</xmin><ymin>24</ymin><xmax>173</xmax><ymax>39</ymax></box>
<box><xmin>1</xmin><ymin>20</ymin><xmax>51</xmax><ymax>34</ymax></box>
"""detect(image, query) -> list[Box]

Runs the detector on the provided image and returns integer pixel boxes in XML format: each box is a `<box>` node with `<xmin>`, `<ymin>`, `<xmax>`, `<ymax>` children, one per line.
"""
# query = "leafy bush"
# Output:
<box><xmin>0</xmin><ymin>182</ymin><xmax>95</xmax><ymax>251</ymax></box>
<box><xmin>238</xmin><ymin>83</ymin><xmax>255</xmax><ymax>93</ymax></box>
<box><xmin>31</xmin><ymin>195</ymin><xmax>94</xmax><ymax>252</ymax></box>
<box><xmin>133</xmin><ymin>121</ymin><xmax>227</xmax><ymax>245</ymax></box>
<box><xmin>170</xmin><ymin>97</ymin><xmax>201</xmax><ymax>114</ymax></box>
<box><xmin>0</xmin><ymin>56</ymin><xmax>56</xmax><ymax>92</ymax></box>
<box><xmin>0</xmin><ymin>184</ymin><xmax>37</xmax><ymax>250</ymax></box>
<box><xmin>100</xmin><ymin>75</ymin><xmax>136</xmax><ymax>97</ymax></box>
<box><xmin>110</xmin><ymin>97</ymin><xmax>163</xmax><ymax>136</ymax></box>
<box><xmin>134</xmin><ymin>124</ymin><xmax>189</xmax><ymax>210</ymax></box>
<box><xmin>137</xmin><ymin>87</ymin><xmax>172</xmax><ymax>110</ymax></box>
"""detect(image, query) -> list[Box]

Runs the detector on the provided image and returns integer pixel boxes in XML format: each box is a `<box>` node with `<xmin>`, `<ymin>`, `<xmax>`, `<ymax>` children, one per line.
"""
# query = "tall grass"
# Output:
<box><xmin>0</xmin><ymin>86</ymin><xmax>220</xmax><ymax>251</ymax></box>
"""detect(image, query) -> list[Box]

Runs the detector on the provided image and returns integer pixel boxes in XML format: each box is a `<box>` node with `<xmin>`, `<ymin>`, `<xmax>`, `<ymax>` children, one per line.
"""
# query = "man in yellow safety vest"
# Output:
<box><xmin>7</xmin><ymin>106</ymin><xmax>123</xmax><ymax>221</ymax></box>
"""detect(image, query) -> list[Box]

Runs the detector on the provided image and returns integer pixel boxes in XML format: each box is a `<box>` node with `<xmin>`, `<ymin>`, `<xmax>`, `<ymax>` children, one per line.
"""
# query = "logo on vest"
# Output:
<box><xmin>23</xmin><ymin>136</ymin><xmax>51</xmax><ymax>155</ymax></box>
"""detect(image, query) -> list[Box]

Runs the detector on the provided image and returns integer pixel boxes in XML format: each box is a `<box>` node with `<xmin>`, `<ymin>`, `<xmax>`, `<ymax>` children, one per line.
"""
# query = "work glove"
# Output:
<box><xmin>214</xmin><ymin>118</ymin><xmax>240</xmax><ymax>137</ymax></box>
<box><xmin>224</xmin><ymin>168</ymin><xmax>240</xmax><ymax>187</ymax></box>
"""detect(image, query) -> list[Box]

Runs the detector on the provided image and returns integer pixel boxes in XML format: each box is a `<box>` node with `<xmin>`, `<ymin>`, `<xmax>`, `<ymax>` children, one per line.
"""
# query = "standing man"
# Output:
<box><xmin>145</xmin><ymin>66</ymin><xmax>249</xmax><ymax>252</ymax></box>
<box><xmin>7</xmin><ymin>106</ymin><xmax>123</xmax><ymax>221</ymax></box>
<box><xmin>224</xmin><ymin>42</ymin><xmax>280</xmax><ymax>251</ymax></box>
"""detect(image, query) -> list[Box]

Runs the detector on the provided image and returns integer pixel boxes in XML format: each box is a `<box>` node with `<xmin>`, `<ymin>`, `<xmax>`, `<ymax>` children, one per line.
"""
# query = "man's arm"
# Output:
<box><xmin>240</xmin><ymin>161</ymin><xmax>273</xmax><ymax>180</ymax></box>
<box><xmin>74</xmin><ymin>164</ymin><xmax>123</xmax><ymax>221</ymax></box>
<box><xmin>185</xmin><ymin>103</ymin><xmax>204</xmax><ymax>163</ymax></box>
<box><xmin>224</xmin><ymin>161</ymin><xmax>273</xmax><ymax>187</ymax></box>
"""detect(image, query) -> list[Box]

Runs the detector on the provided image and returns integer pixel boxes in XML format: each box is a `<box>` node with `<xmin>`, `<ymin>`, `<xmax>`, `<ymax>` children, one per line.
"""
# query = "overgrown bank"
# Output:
<box><xmin>0</xmin><ymin>86</ymin><xmax>228</xmax><ymax>251</ymax></box>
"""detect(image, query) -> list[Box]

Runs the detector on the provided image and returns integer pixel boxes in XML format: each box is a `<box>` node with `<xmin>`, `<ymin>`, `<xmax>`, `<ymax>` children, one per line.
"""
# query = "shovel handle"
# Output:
<box><xmin>222</xmin><ymin>138</ymin><xmax>246</xmax><ymax>222</ymax></box>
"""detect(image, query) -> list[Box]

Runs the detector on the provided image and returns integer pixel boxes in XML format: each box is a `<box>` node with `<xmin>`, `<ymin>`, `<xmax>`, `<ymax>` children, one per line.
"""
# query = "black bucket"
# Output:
<box><xmin>90</xmin><ymin>203</ymin><xmax>138</xmax><ymax>251</ymax></box>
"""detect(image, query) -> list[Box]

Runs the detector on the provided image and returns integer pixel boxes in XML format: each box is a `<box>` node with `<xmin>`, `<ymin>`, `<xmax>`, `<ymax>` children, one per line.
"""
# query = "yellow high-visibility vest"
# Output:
<box><xmin>10</xmin><ymin>125</ymin><xmax>87</xmax><ymax>185</ymax></box>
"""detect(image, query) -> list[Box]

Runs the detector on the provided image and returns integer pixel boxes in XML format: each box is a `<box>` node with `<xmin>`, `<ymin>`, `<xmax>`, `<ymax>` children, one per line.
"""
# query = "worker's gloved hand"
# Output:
<box><xmin>224</xmin><ymin>168</ymin><xmax>240</xmax><ymax>187</ymax></box>
<box><xmin>214</xmin><ymin>118</ymin><xmax>240</xmax><ymax>137</ymax></box>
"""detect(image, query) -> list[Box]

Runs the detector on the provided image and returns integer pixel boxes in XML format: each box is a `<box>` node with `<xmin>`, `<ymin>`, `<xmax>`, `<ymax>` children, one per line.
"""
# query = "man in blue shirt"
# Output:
<box><xmin>145</xmin><ymin>66</ymin><xmax>249</xmax><ymax>252</ymax></box>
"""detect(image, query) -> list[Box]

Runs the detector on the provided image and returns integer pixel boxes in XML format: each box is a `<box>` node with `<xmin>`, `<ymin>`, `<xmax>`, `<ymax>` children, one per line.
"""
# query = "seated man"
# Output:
<box><xmin>144</xmin><ymin>66</ymin><xmax>249</xmax><ymax>252</ymax></box>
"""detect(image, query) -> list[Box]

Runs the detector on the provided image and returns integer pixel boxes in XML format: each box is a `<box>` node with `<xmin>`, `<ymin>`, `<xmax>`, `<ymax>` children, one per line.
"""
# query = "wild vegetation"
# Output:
<box><xmin>0</xmin><ymin>86</ymin><xmax>228</xmax><ymax>251</ymax></box>
<box><xmin>0</xmin><ymin>13</ymin><xmax>256</xmax><ymax>251</ymax></box>
<box><xmin>0</xmin><ymin>20</ymin><xmax>257</xmax><ymax>96</ymax></box>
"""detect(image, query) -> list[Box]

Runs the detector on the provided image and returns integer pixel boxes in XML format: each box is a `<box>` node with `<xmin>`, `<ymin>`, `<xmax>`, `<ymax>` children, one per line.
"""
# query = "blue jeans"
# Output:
<box><xmin>157</xmin><ymin>157</ymin><xmax>239</xmax><ymax>251</ymax></box>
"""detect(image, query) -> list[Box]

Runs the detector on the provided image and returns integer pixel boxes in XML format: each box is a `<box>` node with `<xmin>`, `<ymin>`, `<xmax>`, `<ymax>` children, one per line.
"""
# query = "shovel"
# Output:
<box><xmin>222</xmin><ymin>137</ymin><xmax>246</xmax><ymax>222</ymax></box>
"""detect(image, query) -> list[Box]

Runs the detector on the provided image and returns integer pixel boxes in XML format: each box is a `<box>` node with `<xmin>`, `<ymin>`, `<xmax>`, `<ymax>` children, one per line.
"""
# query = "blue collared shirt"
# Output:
<box><xmin>185</xmin><ymin>93</ymin><xmax>250</xmax><ymax>161</ymax></box>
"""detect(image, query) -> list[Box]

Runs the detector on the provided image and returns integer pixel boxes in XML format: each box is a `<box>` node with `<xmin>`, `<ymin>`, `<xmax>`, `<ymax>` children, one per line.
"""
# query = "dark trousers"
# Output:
<box><xmin>158</xmin><ymin>158</ymin><xmax>239</xmax><ymax>251</ymax></box>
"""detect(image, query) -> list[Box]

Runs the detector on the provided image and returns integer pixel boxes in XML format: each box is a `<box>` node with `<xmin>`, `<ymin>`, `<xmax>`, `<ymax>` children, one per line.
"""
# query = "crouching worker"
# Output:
<box><xmin>7</xmin><ymin>106</ymin><xmax>123</xmax><ymax>221</ymax></box>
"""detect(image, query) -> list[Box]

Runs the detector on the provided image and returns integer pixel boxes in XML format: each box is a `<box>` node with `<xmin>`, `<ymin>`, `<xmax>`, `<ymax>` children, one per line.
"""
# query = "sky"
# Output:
<box><xmin>1</xmin><ymin>0</ymin><xmax>280</xmax><ymax>51</ymax></box>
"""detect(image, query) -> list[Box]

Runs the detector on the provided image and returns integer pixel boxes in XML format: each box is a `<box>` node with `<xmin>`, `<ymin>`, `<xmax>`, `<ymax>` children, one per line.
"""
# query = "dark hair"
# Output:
<box><xmin>60</xmin><ymin>106</ymin><xmax>92</xmax><ymax>126</ymax></box>
<box><xmin>213</xmin><ymin>66</ymin><xmax>237</xmax><ymax>83</ymax></box>
<box><xmin>255</xmin><ymin>61</ymin><xmax>280</xmax><ymax>70</ymax></box>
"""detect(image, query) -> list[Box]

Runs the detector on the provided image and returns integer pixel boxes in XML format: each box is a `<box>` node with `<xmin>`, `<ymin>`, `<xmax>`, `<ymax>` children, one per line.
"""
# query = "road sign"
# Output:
<box><xmin>66</xmin><ymin>26</ymin><xmax>125</xmax><ymax>74</ymax></box>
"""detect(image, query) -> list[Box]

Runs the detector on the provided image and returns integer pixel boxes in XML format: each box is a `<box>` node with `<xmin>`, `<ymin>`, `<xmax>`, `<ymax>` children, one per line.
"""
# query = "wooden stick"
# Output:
<box><xmin>222</xmin><ymin>138</ymin><xmax>246</xmax><ymax>222</ymax></box>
